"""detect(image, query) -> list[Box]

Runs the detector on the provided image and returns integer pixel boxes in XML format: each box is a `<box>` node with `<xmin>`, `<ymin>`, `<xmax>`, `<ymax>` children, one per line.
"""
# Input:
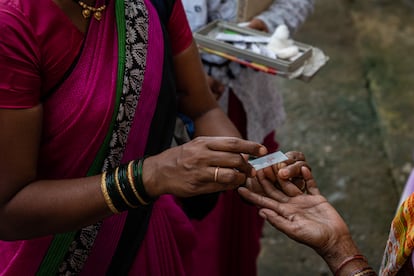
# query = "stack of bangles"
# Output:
<box><xmin>100</xmin><ymin>158</ymin><xmax>154</xmax><ymax>213</ymax></box>
<box><xmin>334</xmin><ymin>254</ymin><xmax>377</xmax><ymax>276</ymax></box>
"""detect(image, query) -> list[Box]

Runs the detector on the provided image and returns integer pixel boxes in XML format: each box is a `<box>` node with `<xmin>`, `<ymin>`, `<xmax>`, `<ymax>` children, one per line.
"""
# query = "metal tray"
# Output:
<box><xmin>193</xmin><ymin>20</ymin><xmax>313</xmax><ymax>74</ymax></box>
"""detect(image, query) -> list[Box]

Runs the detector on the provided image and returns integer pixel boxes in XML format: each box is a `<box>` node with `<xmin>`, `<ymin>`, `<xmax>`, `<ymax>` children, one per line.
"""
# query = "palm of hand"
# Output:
<box><xmin>264</xmin><ymin>194</ymin><xmax>350</xmax><ymax>254</ymax></box>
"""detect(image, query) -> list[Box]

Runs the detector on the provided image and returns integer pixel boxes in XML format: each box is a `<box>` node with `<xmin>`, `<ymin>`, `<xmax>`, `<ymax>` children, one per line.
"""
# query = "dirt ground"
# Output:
<box><xmin>257</xmin><ymin>0</ymin><xmax>414</xmax><ymax>275</ymax></box>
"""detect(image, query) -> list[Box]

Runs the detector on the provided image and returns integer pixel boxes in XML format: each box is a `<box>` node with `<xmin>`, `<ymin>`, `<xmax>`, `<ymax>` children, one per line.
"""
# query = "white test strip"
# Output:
<box><xmin>248</xmin><ymin>151</ymin><xmax>288</xmax><ymax>170</ymax></box>
<box><xmin>215</xmin><ymin>33</ymin><xmax>270</xmax><ymax>43</ymax></box>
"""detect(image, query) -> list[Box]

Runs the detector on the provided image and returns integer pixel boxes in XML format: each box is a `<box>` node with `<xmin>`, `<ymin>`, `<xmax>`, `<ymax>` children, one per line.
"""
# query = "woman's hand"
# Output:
<box><xmin>238</xmin><ymin>167</ymin><xmax>357</xmax><ymax>260</ymax></box>
<box><xmin>142</xmin><ymin>136</ymin><xmax>267</xmax><ymax>198</ymax></box>
<box><xmin>252</xmin><ymin>151</ymin><xmax>309</xmax><ymax>196</ymax></box>
<box><xmin>247</xmin><ymin>18</ymin><xmax>269</xmax><ymax>33</ymax></box>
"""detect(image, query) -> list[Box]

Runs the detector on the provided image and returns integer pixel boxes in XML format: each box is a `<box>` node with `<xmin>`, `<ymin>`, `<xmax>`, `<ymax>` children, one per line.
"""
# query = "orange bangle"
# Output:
<box><xmin>334</xmin><ymin>254</ymin><xmax>367</xmax><ymax>276</ymax></box>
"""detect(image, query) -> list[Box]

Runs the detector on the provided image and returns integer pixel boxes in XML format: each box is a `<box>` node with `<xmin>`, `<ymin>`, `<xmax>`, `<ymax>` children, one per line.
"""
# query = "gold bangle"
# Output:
<box><xmin>101</xmin><ymin>171</ymin><xmax>120</xmax><ymax>214</ymax></box>
<box><xmin>114</xmin><ymin>167</ymin><xmax>138</xmax><ymax>208</ymax></box>
<box><xmin>127</xmin><ymin>161</ymin><xmax>149</xmax><ymax>205</ymax></box>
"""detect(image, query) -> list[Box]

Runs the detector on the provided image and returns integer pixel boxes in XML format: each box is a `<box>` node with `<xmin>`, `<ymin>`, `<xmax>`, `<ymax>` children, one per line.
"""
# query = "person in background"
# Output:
<box><xmin>239</xmin><ymin>163</ymin><xmax>414</xmax><ymax>275</ymax></box>
<box><xmin>183</xmin><ymin>0</ymin><xmax>315</xmax><ymax>153</ymax></box>
<box><xmin>0</xmin><ymin>0</ymin><xmax>307</xmax><ymax>274</ymax></box>
<box><xmin>182</xmin><ymin>1</ymin><xmax>314</xmax><ymax>275</ymax></box>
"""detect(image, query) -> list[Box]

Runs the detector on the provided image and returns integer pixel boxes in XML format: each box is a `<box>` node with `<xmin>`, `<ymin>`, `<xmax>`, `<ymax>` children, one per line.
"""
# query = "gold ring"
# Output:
<box><xmin>214</xmin><ymin>167</ymin><xmax>220</xmax><ymax>182</ymax></box>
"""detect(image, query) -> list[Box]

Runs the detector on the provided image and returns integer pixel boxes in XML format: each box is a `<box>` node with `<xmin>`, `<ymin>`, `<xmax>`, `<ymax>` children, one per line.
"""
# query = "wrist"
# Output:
<box><xmin>333</xmin><ymin>255</ymin><xmax>371</xmax><ymax>276</ymax></box>
<box><xmin>319</xmin><ymin>234</ymin><xmax>362</xmax><ymax>274</ymax></box>
<box><xmin>141</xmin><ymin>156</ymin><xmax>162</xmax><ymax>199</ymax></box>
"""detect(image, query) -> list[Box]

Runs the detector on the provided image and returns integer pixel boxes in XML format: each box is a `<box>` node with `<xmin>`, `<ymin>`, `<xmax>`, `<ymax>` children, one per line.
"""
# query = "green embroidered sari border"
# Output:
<box><xmin>36</xmin><ymin>1</ymin><xmax>126</xmax><ymax>274</ymax></box>
<box><xmin>89</xmin><ymin>0</ymin><xmax>126</xmax><ymax>174</ymax></box>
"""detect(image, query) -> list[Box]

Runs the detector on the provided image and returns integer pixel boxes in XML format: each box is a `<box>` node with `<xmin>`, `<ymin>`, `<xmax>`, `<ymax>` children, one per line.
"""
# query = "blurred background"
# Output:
<box><xmin>257</xmin><ymin>0</ymin><xmax>414</xmax><ymax>275</ymax></box>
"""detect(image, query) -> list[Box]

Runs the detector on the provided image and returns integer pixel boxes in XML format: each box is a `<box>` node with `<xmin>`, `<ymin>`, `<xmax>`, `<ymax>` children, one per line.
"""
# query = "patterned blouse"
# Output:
<box><xmin>182</xmin><ymin>0</ymin><xmax>315</xmax><ymax>33</ymax></box>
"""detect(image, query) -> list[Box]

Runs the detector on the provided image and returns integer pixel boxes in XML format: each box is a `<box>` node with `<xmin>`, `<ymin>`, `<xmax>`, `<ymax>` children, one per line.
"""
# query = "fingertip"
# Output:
<box><xmin>237</xmin><ymin>186</ymin><xmax>247</xmax><ymax>193</ymax></box>
<box><xmin>258</xmin><ymin>209</ymin><xmax>268</xmax><ymax>220</ymax></box>
<box><xmin>301</xmin><ymin>166</ymin><xmax>312</xmax><ymax>178</ymax></box>
<box><xmin>278</xmin><ymin>168</ymin><xmax>288</xmax><ymax>178</ymax></box>
<box><xmin>259</xmin><ymin>145</ymin><xmax>268</xmax><ymax>156</ymax></box>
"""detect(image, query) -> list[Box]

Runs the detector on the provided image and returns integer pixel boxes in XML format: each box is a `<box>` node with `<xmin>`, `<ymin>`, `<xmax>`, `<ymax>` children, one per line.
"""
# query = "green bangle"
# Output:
<box><xmin>132</xmin><ymin>158</ymin><xmax>153</xmax><ymax>204</ymax></box>
<box><xmin>115</xmin><ymin>166</ymin><xmax>138</xmax><ymax>208</ymax></box>
<box><xmin>106</xmin><ymin>168</ymin><xmax>129</xmax><ymax>212</ymax></box>
<box><xmin>127</xmin><ymin>161</ymin><xmax>148</xmax><ymax>205</ymax></box>
<box><xmin>118</xmin><ymin>164</ymin><xmax>141</xmax><ymax>207</ymax></box>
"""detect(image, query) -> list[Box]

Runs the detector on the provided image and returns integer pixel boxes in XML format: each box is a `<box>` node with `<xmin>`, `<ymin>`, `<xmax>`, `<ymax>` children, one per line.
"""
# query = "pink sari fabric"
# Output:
<box><xmin>81</xmin><ymin>1</ymin><xmax>192</xmax><ymax>273</ymax></box>
<box><xmin>39</xmin><ymin>7</ymin><xmax>118</xmax><ymax>179</ymax></box>
<box><xmin>0</xmin><ymin>0</ymin><xmax>262</xmax><ymax>274</ymax></box>
<box><xmin>130</xmin><ymin>195</ymin><xmax>197</xmax><ymax>275</ymax></box>
<box><xmin>1</xmin><ymin>0</ymin><xmax>170</xmax><ymax>274</ymax></box>
<box><xmin>191</xmin><ymin>191</ymin><xmax>264</xmax><ymax>276</ymax></box>
<box><xmin>0</xmin><ymin>0</ymin><xmax>121</xmax><ymax>273</ymax></box>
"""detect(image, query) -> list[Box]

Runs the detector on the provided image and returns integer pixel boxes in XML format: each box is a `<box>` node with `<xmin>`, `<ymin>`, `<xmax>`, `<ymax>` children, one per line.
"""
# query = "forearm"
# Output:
<box><xmin>0</xmin><ymin>175</ymin><xmax>111</xmax><ymax>240</ymax></box>
<box><xmin>0</xmin><ymin>106</ymin><xmax>112</xmax><ymax>240</ymax></box>
<box><xmin>173</xmin><ymin>41</ymin><xmax>241</xmax><ymax>138</ymax></box>
<box><xmin>192</xmin><ymin>107</ymin><xmax>241</xmax><ymax>138</ymax></box>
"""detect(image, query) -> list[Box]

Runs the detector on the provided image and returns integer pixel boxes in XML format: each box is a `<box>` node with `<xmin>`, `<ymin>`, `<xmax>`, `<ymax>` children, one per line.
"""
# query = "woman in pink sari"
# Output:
<box><xmin>0</xmin><ymin>0</ymin><xmax>307</xmax><ymax>274</ymax></box>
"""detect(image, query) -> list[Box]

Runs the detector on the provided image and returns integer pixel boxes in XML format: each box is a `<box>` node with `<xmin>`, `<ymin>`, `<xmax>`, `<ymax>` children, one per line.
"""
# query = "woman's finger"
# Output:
<box><xmin>210</xmin><ymin>166</ymin><xmax>247</xmax><ymax>189</ymax></box>
<box><xmin>258</xmin><ymin>209</ymin><xmax>291</xmax><ymax>231</ymax></box>
<box><xmin>259</xmin><ymin>177</ymin><xmax>290</xmax><ymax>203</ymax></box>
<box><xmin>205</xmin><ymin>136</ymin><xmax>267</xmax><ymax>157</ymax></box>
<box><xmin>301</xmin><ymin>166</ymin><xmax>320</xmax><ymax>195</ymax></box>
<box><xmin>243</xmin><ymin>177</ymin><xmax>265</xmax><ymax>195</ymax></box>
<box><xmin>207</xmin><ymin>151</ymin><xmax>255</xmax><ymax>177</ymax></box>
<box><xmin>285</xmin><ymin>151</ymin><xmax>306</xmax><ymax>162</ymax></box>
<box><xmin>262</xmin><ymin>165</ymin><xmax>278</xmax><ymax>183</ymax></box>
<box><xmin>276</xmin><ymin>178</ymin><xmax>303</xmax><ymax>196</ymax></box>
<box><xmin>238</xmin><ymin>186</ymin><xmax>286</xmax><ymax>209</ymax></box>
<box><xmin>278</xmin><ymin>160</ymin><xmax>308</xmax><ymax>180</ymax></box>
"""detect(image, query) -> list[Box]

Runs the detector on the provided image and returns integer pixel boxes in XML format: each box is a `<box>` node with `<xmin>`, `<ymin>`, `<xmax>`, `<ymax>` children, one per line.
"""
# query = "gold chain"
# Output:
<box><xmin>77</xmin><ymin>1</ymin><xmax>107</xmax><ymax>21</ymax></box>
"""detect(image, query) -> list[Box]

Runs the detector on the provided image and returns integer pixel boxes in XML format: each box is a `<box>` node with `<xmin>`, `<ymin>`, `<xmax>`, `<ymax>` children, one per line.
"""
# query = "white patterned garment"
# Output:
<box><xmin>182</xmin><ymin>0</ymin><xmax>314</xmax><ymax>32</ymax></box>
<box><xmin>183</xmin><ymin>0</ymin><xmax>314</xmax><ymax>144</ymax></box>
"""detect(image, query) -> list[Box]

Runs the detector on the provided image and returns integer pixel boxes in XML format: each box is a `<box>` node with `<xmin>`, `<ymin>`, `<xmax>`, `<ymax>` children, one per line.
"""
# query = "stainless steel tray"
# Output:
<box><xmin>193</xmin><ymin>20</ymin><xmax>313</xmax><ymax>74</ymax></box>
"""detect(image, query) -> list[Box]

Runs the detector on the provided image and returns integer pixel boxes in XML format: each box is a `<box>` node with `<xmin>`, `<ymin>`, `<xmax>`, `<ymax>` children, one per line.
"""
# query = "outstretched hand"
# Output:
<box><xmin>239</xmin><ymin>167</ymin><xmax>353</xmax><ymax>258</ymax></box>
<box><xmin>246</xmin><ymin>151</ymin><xmax>309</xmax><ymax>196</ymax></box>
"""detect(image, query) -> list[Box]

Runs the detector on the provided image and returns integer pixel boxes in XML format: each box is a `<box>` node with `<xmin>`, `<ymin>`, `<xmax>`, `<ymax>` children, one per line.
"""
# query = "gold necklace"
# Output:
<box><xmin>77</xmin><ymin>1</ymin><xmax>107</xmax><ymax>21</ymax></box>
